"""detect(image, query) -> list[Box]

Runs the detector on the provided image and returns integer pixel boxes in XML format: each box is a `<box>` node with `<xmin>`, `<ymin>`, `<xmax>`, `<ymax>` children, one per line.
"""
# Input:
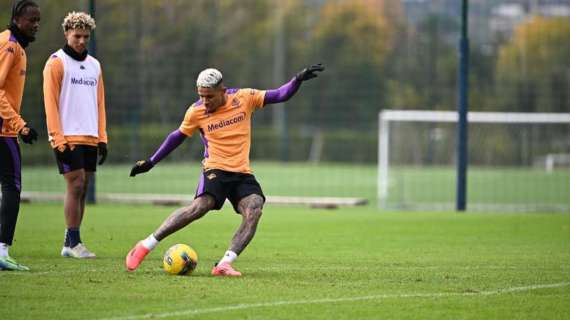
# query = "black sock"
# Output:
<box><xmin>65</xmin><ymin>228</ymin><xmax>81</xmax><ymax>248</ymax></box>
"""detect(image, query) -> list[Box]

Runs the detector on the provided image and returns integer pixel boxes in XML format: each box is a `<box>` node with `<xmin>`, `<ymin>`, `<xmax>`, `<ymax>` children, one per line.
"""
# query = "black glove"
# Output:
<box><xmin>130</xmin><ymin>159</ymin><xmax>154</xmax><ymax>177</ymax></box>
<box><xmin>98</xmin><ymin>142</ymin><xmax>107</xmax><ymax>165</ymax></box>
<box><xmin>295</xmin><ymin>63</ymin><xmax>325</xmax><ymax>81</ymax></box>
<box><xmin>19</xmin><ymin>126</ymin><xmax>38</xmax><ymax>144</ymax></box>
<box><xmin>55</xmin><ymin>145</ymin><xmax>73</xmax><ymax>163</ymax></box>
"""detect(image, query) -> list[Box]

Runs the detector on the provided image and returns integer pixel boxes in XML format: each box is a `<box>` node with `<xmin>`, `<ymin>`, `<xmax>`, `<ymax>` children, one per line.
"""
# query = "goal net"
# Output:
<box><xmin>378</xmin><ymin>110</ymin><xmax>570</xmax><ymax>212</ymax></box>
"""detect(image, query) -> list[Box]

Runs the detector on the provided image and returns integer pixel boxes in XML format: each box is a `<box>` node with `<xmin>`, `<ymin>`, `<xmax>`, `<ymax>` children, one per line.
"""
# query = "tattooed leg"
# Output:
<box><xmin>230</xmin><ymin>194</ymin><xmax>264</xmax><ymax>255</ymax></box>
<box><xmin>153</xmin><ymin>195</ymin><xmax>215</xmax><ymax>241</ymax></box>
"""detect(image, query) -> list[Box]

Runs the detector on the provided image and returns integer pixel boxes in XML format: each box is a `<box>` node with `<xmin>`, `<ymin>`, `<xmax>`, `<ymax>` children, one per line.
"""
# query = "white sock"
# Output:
<box><xmin>218</xmin><ymin>250</ymin><xmax>238</xmax><ymax>265</ymax></box>
<box><xmin>0</xmin><ymin>242</ymin><xmax>9</xmax><ymax>257</ymax></box>
<box><xmin>141</xmin><ymin>234</ymin><xmax>159</xmax><ymax>250</ymax></box>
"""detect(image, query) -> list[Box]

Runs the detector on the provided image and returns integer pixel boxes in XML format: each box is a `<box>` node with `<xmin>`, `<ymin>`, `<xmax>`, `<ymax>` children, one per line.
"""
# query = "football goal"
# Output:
<box><xmin>378</xmin><ymin>110</ymin><xmax>570</xmax><ymax>212</ymax></box>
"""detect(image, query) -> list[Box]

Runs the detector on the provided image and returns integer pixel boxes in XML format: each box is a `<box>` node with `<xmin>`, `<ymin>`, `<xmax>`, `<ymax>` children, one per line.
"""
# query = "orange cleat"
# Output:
<box><xmin>211</xmin><ymin>262</ymin><xmax>242</xmax><ymax>277</ymax></box>
<box><xmin>126</xmin><ymin>242</ymin><xmax>150</xmax><ymax>271</ymax></box>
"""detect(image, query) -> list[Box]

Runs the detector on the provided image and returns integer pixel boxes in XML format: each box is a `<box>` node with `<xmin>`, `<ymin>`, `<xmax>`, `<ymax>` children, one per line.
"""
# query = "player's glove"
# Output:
<box><xmin>19</xmin><ymin>126</ymin><xmax>38</xmax><ymax>144</ymax></box>
<box><xmin>295</xmin><ymin>63</ymin><xmax>325</xmax><ymax>82</ymax></box>
<box><xmin>55</xmin><ymin>144</ymin><xmax>73</xmax><ymax>163</ymax></box>
<box><xmin>98</xmin><ymin>142</ymin><xmax>107</xmax><ymax>165</ymax></box>
<box><xmin>130</xmin><ymin>159</ymin><xmax>154</xmax><ymax>177</ymax></box>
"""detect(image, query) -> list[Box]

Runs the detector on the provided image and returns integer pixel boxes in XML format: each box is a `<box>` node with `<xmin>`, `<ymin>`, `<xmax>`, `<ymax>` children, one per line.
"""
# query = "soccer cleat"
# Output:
<box><xmin>211</xmin><ymin>262</ymin><xmax>242</xmax><ymax>277</ymax></box>
<box><xmin>61</xmin><ymin>243</ymin><xmax>96</xmax><ymax>259</ymax></box>
<box><xmin>126</xmin><ymin>242</ymin><xmax>150</xmax><ymax>271</ymax></box>
<box><xmin>0</xmin><ymin>256</ymin><xmax>30</xmax><ymax>271</ymax></box>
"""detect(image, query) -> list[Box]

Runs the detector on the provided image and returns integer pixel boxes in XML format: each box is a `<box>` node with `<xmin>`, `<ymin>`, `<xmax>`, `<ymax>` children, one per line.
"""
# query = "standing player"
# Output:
<box><xmin>127</xmin><ymin>64</ymin><xmax>324</xmax><ymax>276</ymax></box>
<box><xmin>43</xmin><ymin>12</ymin><xmax>108</xmax><ymax>259</ymax></box>
<box><xmin>0</xmin><ymin>0</ymin><xmax>40</xmax><ymax>271</ymax></box>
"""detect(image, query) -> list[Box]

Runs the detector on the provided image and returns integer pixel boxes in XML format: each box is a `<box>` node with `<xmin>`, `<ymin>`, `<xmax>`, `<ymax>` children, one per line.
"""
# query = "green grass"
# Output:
<box><xmin>2</xmin><ymin>203</ymin><xmax>570</xmax><ymax>319</ymax></box>
<box><xmin>390</xmin><ymin>166</ymin><xmax>570</xmax><ymax>209</ymax></box>
<box><xmin>22</xmin><ymin>162</ymin><xmax>570</xmax><ymax>210</ymax></box>
<box><xmin>23</xmin><ymin>161</ymin><xmax>378</xmax><ymax>199</ymax></box>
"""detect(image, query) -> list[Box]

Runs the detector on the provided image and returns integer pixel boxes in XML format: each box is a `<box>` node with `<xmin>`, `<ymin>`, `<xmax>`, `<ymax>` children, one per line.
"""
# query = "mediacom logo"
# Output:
<box><xmin>207</xmin><ymin>112</ymin><xmax>246</xmax><ymax>132</ymax></box>
<box><xmin>71</xmin><ymin>77</ymin><xmax>97</xmax><ymax>86</ymax></box>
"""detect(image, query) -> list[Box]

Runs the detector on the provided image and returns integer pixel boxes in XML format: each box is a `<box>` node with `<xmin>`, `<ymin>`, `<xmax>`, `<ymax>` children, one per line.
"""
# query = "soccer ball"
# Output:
<box><xmin>163</xmin><ymin>244</ymin><xmax>198</xmax><ymax>275</ymax></box>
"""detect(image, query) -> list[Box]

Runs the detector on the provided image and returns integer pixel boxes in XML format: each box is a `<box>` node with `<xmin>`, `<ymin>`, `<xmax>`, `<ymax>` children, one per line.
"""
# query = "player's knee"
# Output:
<box><xmin>68</xmin><ymin>178</ymin><xmax>85</xmax><ymax>197</ymax></box>
<box><xmin>245</xmin><ymin>206</ymin><xmax>263</xmax><ymax>222</ymax></box>
<box><xmin>189</xmin><ymin>197</ymin><xmax>213</xmax><ymax>216</ymax></box>
<box><xmin>69</xmin><ymin>184</ymin><xmax>84</xmax><ymax>197</ymax></box>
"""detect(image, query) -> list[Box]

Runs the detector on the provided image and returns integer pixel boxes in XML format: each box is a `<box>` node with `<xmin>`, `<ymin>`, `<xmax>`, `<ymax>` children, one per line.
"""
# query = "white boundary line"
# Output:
<box><xmin>99</xmin><ymin>281</ymin><xmax>570</xmax><ymax>320</ymax></box>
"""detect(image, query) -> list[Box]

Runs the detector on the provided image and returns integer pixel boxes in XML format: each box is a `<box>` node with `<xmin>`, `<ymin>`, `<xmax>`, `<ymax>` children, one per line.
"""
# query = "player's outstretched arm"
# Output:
<box><xmin>130</xmin><ymin>129</ymin><xmax>187</xmax><ymax>177</ymax></box>
<box><xmin>264</xmin><ymin>63</ymin><xmax>325</xmax><ymax>105</ymax></box>
<box><xmin>295</xmin><ymin>63</ymin><xmax>325</xmax><ymax>82</ymax></box>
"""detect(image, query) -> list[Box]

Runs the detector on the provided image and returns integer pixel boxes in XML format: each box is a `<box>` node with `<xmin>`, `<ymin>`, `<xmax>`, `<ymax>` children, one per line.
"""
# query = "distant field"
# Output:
<box><xmin>387</xmin><ymin>166</ymin><xmax>570</xmax><ymax>210</ymax></box>
<box><xmin>1</xmin><ymin>204</ymin><xmax>569</xmax><ymax>319</ymax></box>
<box><xmin>22</xmin><ymin>162</ymin><xmax>570</xmax><ymax>210</ymax></box>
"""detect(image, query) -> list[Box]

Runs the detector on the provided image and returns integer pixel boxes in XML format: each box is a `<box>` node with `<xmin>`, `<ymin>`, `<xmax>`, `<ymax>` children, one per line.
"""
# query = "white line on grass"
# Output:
<box><xmin>98</xmin><ymin>281</ymin><xmax>570</xmax><ymax>320</ymax></box>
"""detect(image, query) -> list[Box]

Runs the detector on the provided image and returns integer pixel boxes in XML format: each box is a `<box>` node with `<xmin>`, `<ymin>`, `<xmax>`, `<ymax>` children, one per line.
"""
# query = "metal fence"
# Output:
<box><xmin>2</xmin><ymin>0</ymin><xmax>569</xmax><ymax>209</ymax></box>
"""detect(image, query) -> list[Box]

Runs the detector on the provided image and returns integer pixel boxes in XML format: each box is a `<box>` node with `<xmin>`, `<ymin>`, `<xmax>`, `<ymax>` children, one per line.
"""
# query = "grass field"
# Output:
<box><xmin>22</xmin><ymin>162</ymin><xmax>570</xmax><ymax>210</ymax></box>
<box><xmin>23</xmin><ymin>161</ymin><xmax>378</xmax><ymax>202</ymax></box>
<box><xmin>389</xmin><ymin>166</ymin><xmax>570</xmax><ymax>210</ymax></box>
<box><xmin>1</xmin><ymin>203</ymin><xmax>569</xmax><ymax>319</ymax></box>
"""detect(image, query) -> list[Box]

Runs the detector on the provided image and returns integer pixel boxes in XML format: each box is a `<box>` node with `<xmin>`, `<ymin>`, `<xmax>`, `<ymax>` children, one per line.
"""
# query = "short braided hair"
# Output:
<box><xmin>11</xmin><ymin>0</ymin><xmax>38</xmax><ymax>23</ymax></box>
<box><xmin>62</xmin><ymin>11</ymin><xmax>96</xmax><ymax>32</ymax></box>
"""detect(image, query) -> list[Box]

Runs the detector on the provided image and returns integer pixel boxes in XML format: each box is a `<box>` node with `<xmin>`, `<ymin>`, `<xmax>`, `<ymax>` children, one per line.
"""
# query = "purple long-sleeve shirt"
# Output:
<box><xmin>149</xmin><ymin>130</ymin><xmax>186</xmax><ymax>165</ymax></box>
<box><xmin>149</xmin><ymin>77</ymin><xmax>302</xmax><ymax>165</ymax></box>
<box><xmin>264</xmin><ymin>77</ymin><xmax>301</xmax><ymax>105</ymax></box>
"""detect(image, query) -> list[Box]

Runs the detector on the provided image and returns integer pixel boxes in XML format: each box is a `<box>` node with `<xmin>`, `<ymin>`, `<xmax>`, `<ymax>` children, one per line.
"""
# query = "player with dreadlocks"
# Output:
<box><xmin>0</xmin><ymin>0</ymin><xmax>40</xmax><ymax>271</ymax></box>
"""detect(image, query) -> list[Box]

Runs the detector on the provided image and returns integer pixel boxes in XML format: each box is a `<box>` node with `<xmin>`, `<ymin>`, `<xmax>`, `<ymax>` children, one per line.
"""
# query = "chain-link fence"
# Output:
<box><xmin>2</xmin><ymin>0</ymin><xmax>569</xmax><ymax>209</ymax></box>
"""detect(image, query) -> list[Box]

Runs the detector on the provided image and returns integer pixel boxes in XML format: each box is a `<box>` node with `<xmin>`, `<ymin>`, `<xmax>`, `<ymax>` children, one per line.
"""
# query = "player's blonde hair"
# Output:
<box><xmin>197</xmin><ymin>68</ymin><xmax>223</xmax><ymax>88</ymax></box>
<box><xmin>61</xmin><ymin>11</ymin><xmax>96</xmax><ymax>32</ymax></box>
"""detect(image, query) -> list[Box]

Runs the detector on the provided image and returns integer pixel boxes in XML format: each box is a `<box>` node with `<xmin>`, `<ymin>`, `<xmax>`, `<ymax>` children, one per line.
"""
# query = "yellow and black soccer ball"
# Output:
<box><xmin>162</xmin><ymin>244</ymin><xmax>198</xmax><ymax>275</ymax></box>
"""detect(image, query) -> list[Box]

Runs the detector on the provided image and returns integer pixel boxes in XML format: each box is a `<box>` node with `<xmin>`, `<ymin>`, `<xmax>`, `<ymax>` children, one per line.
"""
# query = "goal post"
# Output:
<box><xmin>378</xmin><ymin>110</ymin><xmax>570</xmax><ymax>211</ymax></box>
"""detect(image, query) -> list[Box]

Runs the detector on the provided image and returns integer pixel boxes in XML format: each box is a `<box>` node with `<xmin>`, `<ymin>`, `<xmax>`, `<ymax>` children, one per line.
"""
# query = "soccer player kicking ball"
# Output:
<box><xmin>126</xmin><ymin>64</ymin><xmax>324</xmax><ymax>276</ymax></box>
<box><xmin>0</xmin><ymin>0</ymin><xmax>40</xmax><ymax>271</ymax></box>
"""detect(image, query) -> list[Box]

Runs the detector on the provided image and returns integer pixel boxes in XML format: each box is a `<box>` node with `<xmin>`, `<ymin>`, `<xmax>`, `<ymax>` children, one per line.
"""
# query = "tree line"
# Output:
<box><xmin>2</xmin><ymin>0</ymin><xmax>568</xmax><ymax>164</ymax></box>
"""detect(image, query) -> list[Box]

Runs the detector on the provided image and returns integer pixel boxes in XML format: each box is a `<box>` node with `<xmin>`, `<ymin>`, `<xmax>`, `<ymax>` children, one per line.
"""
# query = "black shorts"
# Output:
<box><xmin>54</xmin><ymin>145</ymin><xmax>98</xmax><ymax>174</ymax></box>
<box><xmin>195</xmin><ymin>169</ymin><xmax>265</xmax><ymax>213</ymax></box>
